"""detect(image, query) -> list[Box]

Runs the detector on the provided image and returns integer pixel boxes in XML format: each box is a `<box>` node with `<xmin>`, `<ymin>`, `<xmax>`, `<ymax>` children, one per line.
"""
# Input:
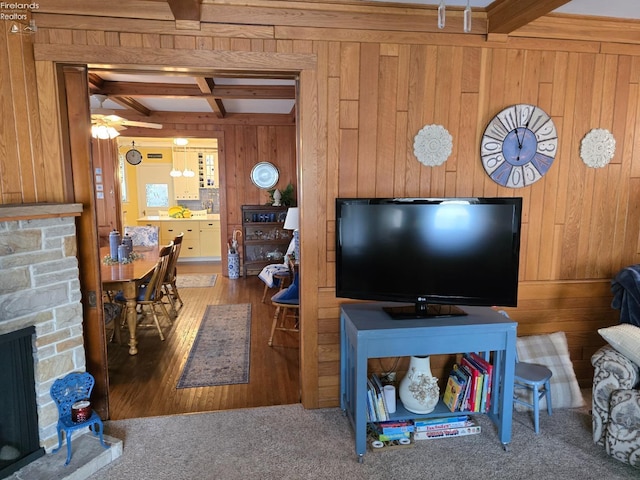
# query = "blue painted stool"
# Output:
<box><xmin>50</xmin><ymin>372</ymin><xmax>109</xmax><ymax>465</ymax></box>
<box><xmin>513</xmin><ymin>356</ymin><xmax>553</xmax><ymax>434</ymax></box>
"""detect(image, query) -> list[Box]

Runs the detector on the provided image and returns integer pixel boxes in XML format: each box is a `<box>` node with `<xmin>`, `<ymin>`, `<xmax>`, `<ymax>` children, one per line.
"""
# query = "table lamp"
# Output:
<box><xmin>283</xmin><ymin>207</ymin><xmax>299</xmax><ymax>261</ymax></box>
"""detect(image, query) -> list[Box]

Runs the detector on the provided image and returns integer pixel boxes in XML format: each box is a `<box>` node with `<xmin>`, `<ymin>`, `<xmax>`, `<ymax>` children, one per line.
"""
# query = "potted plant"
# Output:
<box><xmin>267</xmin><ymin>183</ymin><xmax>296</xmax><ymax>207</ymax></box>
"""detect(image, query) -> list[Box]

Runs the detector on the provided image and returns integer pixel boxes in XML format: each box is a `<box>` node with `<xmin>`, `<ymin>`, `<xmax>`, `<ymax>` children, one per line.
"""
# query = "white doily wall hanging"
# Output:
<box><xmin>413</xmin><ymin>124</ymin><xmax>453</xmax><ymax>167</ymax></box>
<box><xmin>580</xmin><ymin>129</ymin><xmax>616</xmax><ymax>168</ymax></box>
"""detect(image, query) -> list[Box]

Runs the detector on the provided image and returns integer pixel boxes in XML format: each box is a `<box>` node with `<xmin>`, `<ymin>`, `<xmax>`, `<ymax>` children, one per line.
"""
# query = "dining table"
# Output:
<box><xmin>100</xmin><ymin>245</ymin><xmax>159</xmax><ymax>355</ymax></box>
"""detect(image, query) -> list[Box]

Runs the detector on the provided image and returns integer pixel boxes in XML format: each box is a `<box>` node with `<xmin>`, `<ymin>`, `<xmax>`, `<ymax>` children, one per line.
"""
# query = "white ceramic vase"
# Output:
<box><xmin>398</xmin><ymin>355</ymin><xmax>440</xmax><ymax>414</ymax></box>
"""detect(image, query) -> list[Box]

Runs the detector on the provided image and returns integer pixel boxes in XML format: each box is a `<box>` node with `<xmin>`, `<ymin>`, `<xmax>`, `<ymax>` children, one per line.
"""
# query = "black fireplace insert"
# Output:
<box><xmin>0</xmin><ymin>326</ymin><xmax>45</xmax><ymax>479</ymax></box>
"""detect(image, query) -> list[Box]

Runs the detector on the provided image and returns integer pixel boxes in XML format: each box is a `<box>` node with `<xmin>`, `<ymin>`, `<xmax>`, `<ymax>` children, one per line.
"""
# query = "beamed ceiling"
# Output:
<box><xmin>76</xmin><ymin>0</ymin><xmax>632</xmax><ymax>136</ymax></box>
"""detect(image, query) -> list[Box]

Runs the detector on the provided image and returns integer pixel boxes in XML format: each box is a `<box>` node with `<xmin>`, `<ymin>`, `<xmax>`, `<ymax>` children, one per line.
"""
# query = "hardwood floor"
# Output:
<box><xmin>105</xmin><ymin>261</ymin><xmax>300</xmax><ymax>420</ymax></box>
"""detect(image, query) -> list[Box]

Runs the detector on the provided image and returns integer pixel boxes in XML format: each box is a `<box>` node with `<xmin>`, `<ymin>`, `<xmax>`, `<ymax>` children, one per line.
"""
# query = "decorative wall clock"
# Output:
<box><xmin>413</xmin><ymin>124</ymin><xmax>453</xmax><ymax>167</ymax></box>
<box><xmin>580</xmin><ymin>128</ymin><xmax>615</xmax><ymax>168</ymax></box>
<box><xmin>480</xmin><ymin>104</ymin><xmax>558</xmax><ymax>188</ymax></box>
<box><xmin>125</xmin><ymin>141</ymin><xmax>143</xmax><ymax>165</ymax></box>
<box><xmin>250</xmin><ymin>161</ymin><xmax>279</xmax><ymax>189</ymax></box>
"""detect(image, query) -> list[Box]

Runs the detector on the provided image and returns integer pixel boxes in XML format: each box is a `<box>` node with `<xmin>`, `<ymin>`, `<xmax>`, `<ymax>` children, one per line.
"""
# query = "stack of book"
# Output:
<box><xmin>371</xmin><ymin>420</ymin><xmax>414</xmax><ymax>442</ymax></box>
<box><xmin>442</xmin><ymin>353</ymin><xmax>493</xmax><ymax>413</ymax></box>
<box><xmin>368</xmin><ymin>420</ymin><xmax>415</xmax><ymax>451</ymax></box>
<box><xmin>413</xmin><ymin>415</ymin><xmax>481</xmax><ymax>441</ymax></box>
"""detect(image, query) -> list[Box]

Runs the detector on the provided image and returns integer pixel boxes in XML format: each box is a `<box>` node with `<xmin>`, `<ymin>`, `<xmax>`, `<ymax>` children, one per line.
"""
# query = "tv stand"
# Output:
<box><xmin>383</xmin><ymin>303</ymin><xmax>468</xmax><ymax>319</ymax></box>
<box><xmin>340</xmin><ymin>303</ymin><xmax>517</xmax><ymax>461</ymax></box>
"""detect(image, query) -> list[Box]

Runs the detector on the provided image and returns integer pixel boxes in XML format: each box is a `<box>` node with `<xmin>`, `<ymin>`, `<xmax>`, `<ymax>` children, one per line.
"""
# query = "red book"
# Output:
<box><xmin>470</xmin><ymin>353</ymin><xmax>494</xmax><ymax>412</ymax></box>
<box><xmin>460</xmin><ymin>357</ymin><xmax>481</xmax><ymax>412</ymax></box>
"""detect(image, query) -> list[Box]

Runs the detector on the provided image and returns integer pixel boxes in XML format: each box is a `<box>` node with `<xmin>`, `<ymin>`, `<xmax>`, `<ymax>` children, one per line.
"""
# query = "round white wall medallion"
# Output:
<box><xmin>413</xmin><ymin>124</ymin><xmax>453</xmax><ymax>167</ymax></box>
<box><xmin>580</xmin><ymin>129</ymin><xmax>615</xmax><ymax>168</ymax></box>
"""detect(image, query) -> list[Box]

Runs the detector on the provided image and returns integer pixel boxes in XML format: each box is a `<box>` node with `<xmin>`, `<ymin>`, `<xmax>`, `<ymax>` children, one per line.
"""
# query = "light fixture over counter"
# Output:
<box><xmin>170</xmin><ymin>138</ymin><xmax>196</xmax><ymax>178</ymax></box>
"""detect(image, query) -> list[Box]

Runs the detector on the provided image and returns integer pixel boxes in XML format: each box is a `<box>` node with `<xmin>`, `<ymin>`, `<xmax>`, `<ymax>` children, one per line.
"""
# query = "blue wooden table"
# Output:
<box><xmin>340</xmin><ymin>303</ymin><xmax>518</xmax><ymax>461</ymax></box>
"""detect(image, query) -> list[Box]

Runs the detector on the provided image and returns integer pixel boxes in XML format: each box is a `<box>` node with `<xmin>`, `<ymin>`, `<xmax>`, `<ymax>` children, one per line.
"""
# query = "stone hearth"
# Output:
<box><xmin>0</xmin><ymin>203</ymin><xmax>121</xmax><ymax>477</ymax></box>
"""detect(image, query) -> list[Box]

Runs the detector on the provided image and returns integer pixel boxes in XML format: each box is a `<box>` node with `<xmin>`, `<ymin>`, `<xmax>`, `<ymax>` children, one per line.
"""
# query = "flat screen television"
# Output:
<box><xmin>335</xmin><ymin>197</ymin><xmax>523</xmax><ymax>319</ymax></box>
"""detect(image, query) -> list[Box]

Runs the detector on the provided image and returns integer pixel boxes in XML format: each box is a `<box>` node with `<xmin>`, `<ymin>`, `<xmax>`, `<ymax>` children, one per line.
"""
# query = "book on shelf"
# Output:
<box><xmin>469</xmin><ymin>352</ymin><xmax>493</xmax><ymax>412</ymax></box>
<box><xmin>366</xmin><ymin>374</ymin><xmax>389</xmax><ymax>422</ymax></box>
<box><xmin>444</xmin><ymin>353</ymin><xmax>494</xmax><ymax>413</ymax></box>
<box><xmin>453</xmin><ymin>363</ymin><xmax>474</xmax><ymax>411</ymax></box>
<box><xmin>413</xmin><ymin>424</ymin><xmax>481</xmax><ymax>441</ymax></box>
<box><xmin>461</xmin><ymin>355</ymin><xmax>484</xmax><ymax>412</ymax></box>
<box><xmin>374</xmin><ymin>421</ymin><xmax>414</xmax><ymax>435</ymax></box>
<box><xmin>413</xmin><ymin>418</ymin><xmax>481</xmax><ymax>441</ymax></box>
<box><xmin>413</xmin><ymin>415</ymin><xmax>472</xmax><ymax>432</ymax></box>
<box><xmin>413</xmin><ymin>414</ymin><xmax>469</xmax><ymax>427</ymax></box>
<box><xmin>377</xmin><ymin>431</ymin><xmax>412</xmax><ymax>442</ymax></box>
<box><xmin>443</xmin><ymin>374</ymin><xmax>465</xmax><ymax>412</ymax></box>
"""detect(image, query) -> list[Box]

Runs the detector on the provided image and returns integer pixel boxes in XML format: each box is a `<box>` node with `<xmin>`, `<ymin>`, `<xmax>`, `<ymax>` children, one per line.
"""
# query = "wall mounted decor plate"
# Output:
<box><xmin>413</xmin><ymin>124</ymin><xmax>453</xmax><ymax>167</ymax></box>
<box><xmin>480</xmin><ymin>104</ymin><xmax>558</xmax><ymax>188</ymax></box>
<box><xmin>250</xmin><ymin>162</ymin><xmax>279</xmax><ymax>189</ymax></box>
<box><xmin>580</xmin><ymin>129</ymin><xmax>615</xmax><ymax>168</ymax></box>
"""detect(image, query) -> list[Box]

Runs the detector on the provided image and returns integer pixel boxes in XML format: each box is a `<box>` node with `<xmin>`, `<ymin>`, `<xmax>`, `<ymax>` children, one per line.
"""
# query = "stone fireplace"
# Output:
<box><xmin>0</xmin><ymin>203</ymin><xmax>86</xmax><ymax>462</ymax></box>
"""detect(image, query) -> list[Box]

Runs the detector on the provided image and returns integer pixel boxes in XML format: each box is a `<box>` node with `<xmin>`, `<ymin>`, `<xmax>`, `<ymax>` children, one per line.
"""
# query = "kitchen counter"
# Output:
<box><xmin>137</xmin><ymin>216</ymin><xmax>221</xmax><ymax>258</ymax></box>
<box><xmin>138</xmin><ymin>214</ymin><xmax>220</xmax><ymax>221</ymax></box>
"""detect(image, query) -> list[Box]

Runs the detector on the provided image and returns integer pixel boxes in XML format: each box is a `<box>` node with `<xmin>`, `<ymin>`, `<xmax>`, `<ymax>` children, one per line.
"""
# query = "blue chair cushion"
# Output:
<box><xmin>272</xmin><ymin>282</ymin><xmax>298</xmax><ymax>304</ymax></box>
<box><xmin>115</xmin><ymin>285</ymin><xmax>153</xmax><ymax>303</ymax></box>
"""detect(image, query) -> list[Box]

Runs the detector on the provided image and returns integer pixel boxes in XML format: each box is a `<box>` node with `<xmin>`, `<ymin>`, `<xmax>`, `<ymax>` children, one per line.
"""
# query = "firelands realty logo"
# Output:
<box><xmin>1</xmin><ymin>3</ymin><xmax>39</xmax><ymax>21</ymax></box>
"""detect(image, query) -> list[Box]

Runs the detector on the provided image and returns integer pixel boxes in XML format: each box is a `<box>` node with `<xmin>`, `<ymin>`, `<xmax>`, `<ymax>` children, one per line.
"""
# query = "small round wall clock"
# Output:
<box><xmin>480</xmin><ymin>104</ymin><xmax>558</xmax><ymax>188</ymax></box>
<box><xmin>125</xmin><ymin>141</ymin><xmax>143</xmax><ymax>165</ymax></box>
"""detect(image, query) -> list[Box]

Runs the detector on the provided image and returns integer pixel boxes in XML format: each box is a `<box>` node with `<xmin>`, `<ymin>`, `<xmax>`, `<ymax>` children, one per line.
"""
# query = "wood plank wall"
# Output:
<box><xmin>4</xmin><ymin>5</ymin><xmax>640</xmax><ymax>409</ymax></box>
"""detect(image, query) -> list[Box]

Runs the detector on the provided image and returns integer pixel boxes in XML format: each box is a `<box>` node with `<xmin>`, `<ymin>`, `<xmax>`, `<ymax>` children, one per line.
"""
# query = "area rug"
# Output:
<box><xmin>177</xmin><ymin>303</ymin><xmax>251</xmax><ymax>388</ymax></box>
<box><xmin>175</xmin><ymin>273</ymin><xmax>217</xmax><ymax>288</ymax></box>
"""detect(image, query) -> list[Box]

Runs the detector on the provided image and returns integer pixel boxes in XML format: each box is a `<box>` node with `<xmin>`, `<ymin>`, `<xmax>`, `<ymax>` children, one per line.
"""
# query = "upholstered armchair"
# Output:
<box><xmin>591</xmin><ymin>345</ymin><xmax>640</xmax><ymax>468</ymax></box>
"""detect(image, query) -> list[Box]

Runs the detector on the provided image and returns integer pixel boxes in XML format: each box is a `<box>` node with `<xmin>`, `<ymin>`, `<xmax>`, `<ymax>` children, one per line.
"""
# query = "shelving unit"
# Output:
<box><xmin>198</xmin><ymin>151</ymin><xmax>218</xmax><ymax>189</ymax></box>
<box><xmin>241</xmin><ymin>205</ymin><xmax>291</xmax><ymax>276</ymax></box>
<box><xmin>340</xmin><ymin>303</ymin><xmax>517</xmax><ymax>461</ymax></box>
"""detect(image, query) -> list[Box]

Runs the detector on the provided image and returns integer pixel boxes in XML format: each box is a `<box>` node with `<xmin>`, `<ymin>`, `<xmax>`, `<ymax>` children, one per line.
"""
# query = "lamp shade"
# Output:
<box><xmin>283</xmin><ymin>207</ymin><xmax>299</xmax><ymax>230</ymax></box>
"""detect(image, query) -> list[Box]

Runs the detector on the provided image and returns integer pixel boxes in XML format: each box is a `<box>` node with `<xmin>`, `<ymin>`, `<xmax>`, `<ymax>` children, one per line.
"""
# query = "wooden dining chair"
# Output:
<box><xmin>163</xmin><ymin>233</ymin><xmax>184</xmax><ymax>317</ymax></box>
<box><xmin>268</xmin><ymin>265</ymin><xmax>299</xmax><ymax>347</ymax></box>
<box><xmin>116</xmin><ymin>243</ymin><xmax>173</xmax><ymax>341</ymax></box>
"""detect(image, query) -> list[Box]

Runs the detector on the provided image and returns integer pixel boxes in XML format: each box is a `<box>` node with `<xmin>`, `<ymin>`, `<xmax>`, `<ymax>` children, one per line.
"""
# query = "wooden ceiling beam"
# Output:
<box><xmin>87</xmin><ymin>73</ymin><xmax>104</xmax><ymax>90</ymax></box>
<box><xmin>486</xmin><ymin>0</ymin><xmax>571</xmax><ymax>34</ymax></box>
<box><xmin>167</xmin><ymin>0</ymin><xmax>201</xmax><ymax>21</ymax></box>
<box><xmin>195</xmin><ymin>77</ymin><xmax>226</xmax><ymax>118</ymax></box>
<box><xmin>109</xmin><ymin>96</ymin><xmax>151</xmax><ymax>116</ymax></box>
<box><xmin>167</xmin><ymin>0</ymin><xmax>202</xmax><ymax>30</ymax></box>
<box><xmin>120</xmin><ymin>112</ymin><xmax>296</xmax><ymax>132</ymax></box>
<box><xmin>93</xmin><ymin>80</ymin><xmax>296</xmax><ymax>99</ymax></box>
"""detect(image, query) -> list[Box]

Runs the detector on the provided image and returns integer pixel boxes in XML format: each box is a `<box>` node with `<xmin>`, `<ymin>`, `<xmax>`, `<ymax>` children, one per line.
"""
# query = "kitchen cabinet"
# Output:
<box><xmin>160</xmin><ymin>220</ymin><xmax>200</xmax><ymax>257</ymax></box>
<box><xmin>173</xmin><ymin>152</ymin><xmax>199</xmax><ymax>200</ymax></box>
<box><xmin>198</xmin><ymin>151</ymin><xmax>218</xmax><ymax>189</ymax></box>
<box><xmin>138</xmin><ymin>217</ymin><xmax>221</xmax><ymax>259</ymax></box>
<box><xmin>200</xmin><ymin>220</ymin><xmax>222</xmax><ymax>258</ymax></box>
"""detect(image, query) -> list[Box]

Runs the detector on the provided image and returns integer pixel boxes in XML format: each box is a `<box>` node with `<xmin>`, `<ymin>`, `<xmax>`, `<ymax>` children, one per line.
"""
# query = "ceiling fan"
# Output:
<box><xmin>90</xmin><ymin>94</ymin><xmax>163</xmax><ymax>138</ymax></box>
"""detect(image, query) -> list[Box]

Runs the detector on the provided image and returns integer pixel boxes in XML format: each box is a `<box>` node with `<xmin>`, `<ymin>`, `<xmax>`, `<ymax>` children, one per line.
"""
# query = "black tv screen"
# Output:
<box><xmin>335</xmin><ymin>197</ymin><xmax>522</xmax><ymax>318</ymax></box>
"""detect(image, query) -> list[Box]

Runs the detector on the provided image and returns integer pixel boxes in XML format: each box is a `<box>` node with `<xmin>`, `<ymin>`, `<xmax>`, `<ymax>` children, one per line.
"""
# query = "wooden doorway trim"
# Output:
<box><xmin>58</xmin><ymin>65</ymin><xmax>110</xmax><ymax>418</ymax></box>
<box><xmin>46</xmin><ymin>46</ymin><xmax>319</xmax><ymax>409</ymax></box>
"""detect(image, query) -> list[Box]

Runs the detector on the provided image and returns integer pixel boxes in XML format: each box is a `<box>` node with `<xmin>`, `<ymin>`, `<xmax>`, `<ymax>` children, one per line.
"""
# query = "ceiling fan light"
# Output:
<box><xmin>91</xmin><ymin>124</ymin><xmax>119</xmax><ymax>139</ymax></box>
<box><xmin>92</xmin><ymin>124</ymin><xmax>109</xmax><ymax>139</ymax></box>
<box><xmin>173</xmin><ymin>138</ymin><xmax>189</xmax><ymax>146</ymax></box>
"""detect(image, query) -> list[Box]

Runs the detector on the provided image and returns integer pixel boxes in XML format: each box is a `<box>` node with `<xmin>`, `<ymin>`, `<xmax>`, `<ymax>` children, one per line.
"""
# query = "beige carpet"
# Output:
<box><xmin>86</xmin><ymin>393</ymin><xmax>639</xmax><ymax>480</ymax></box>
